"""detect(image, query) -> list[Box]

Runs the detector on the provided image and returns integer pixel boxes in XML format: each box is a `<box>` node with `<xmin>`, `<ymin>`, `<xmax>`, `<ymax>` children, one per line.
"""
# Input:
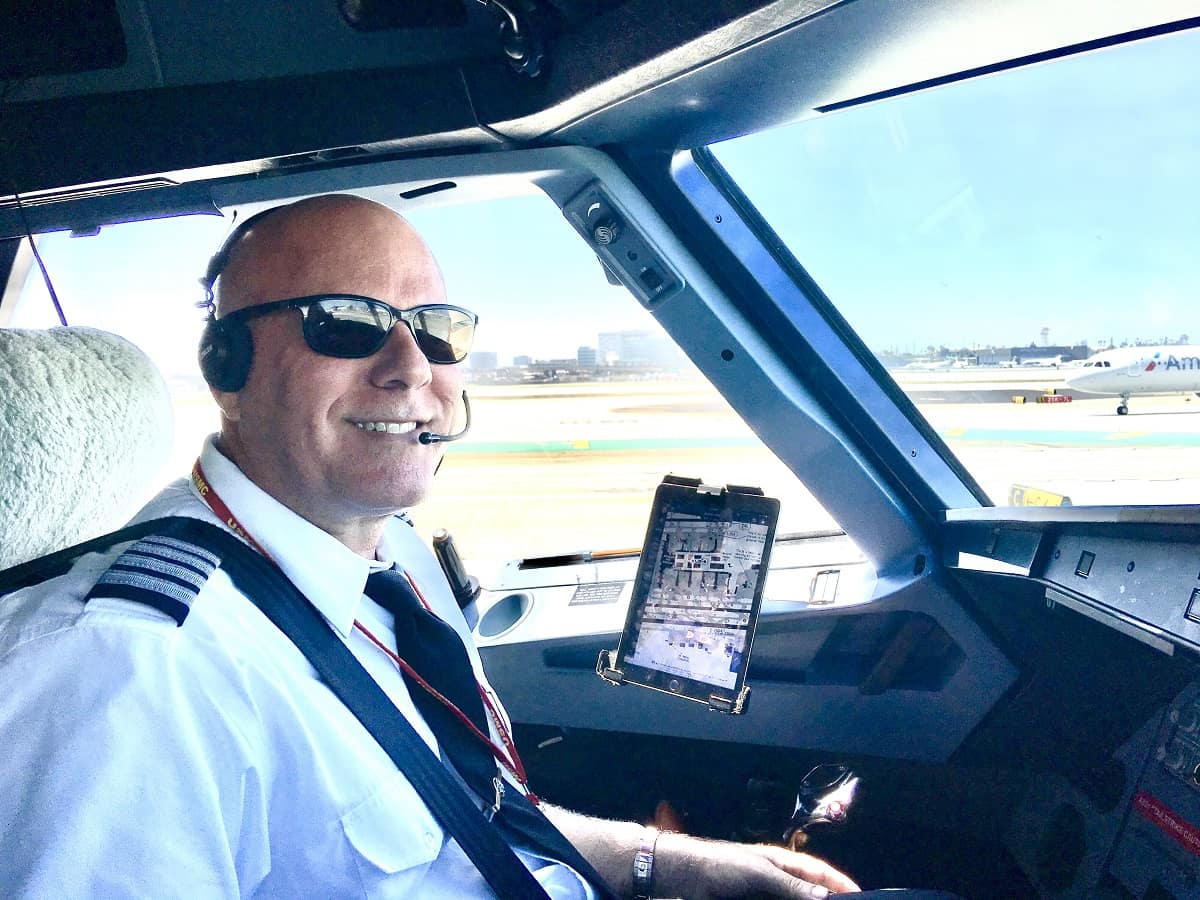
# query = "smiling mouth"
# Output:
<box><xmin>352</xmin><ymin>420</ymin><xmax>418</xmax><ymax>435</ymax></box>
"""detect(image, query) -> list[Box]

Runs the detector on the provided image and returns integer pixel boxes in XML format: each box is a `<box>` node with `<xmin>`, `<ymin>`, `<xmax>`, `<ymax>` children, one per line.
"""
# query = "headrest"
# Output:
<box><xmin>0</xmin><ymin>327</ymin><xmax>173</xmax><ymax>569</ymax></box>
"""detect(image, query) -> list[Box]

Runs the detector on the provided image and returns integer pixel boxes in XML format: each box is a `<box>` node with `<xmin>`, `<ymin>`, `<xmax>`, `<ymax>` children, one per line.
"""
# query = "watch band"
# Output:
<box><xmin>632</xmin><ymin>826</ymin><xmax>659</xmax><ymax>900</ymax></box>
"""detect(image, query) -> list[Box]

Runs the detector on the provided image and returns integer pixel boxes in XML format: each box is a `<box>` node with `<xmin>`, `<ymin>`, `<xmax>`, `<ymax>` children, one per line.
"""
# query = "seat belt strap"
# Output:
<box><xmin>0</xmin><ymin>518</ymin><xmax>171</xmax><ymax>596</ymax></box>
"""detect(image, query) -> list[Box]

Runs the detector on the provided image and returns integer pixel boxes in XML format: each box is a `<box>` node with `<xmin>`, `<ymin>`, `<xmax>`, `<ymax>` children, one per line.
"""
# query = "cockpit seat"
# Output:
<box><xmin>0</xmin><ymin>327</ymin><xmax>172</xmax><ymax>569</ymax></box>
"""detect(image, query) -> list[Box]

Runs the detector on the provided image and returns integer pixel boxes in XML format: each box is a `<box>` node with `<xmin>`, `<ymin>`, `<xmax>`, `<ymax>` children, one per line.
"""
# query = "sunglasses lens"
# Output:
<box><xmin>304</xmin><ymin>298</ymin><xmax>390</xmax><ymax>358</ymax></box>
<box><xmin>412</xmin><ymin>307</ymin><xmax>476</xmax><ymax>363</ymax></box>
<box><xmin>301</xmin><ymin>298</ymin><xmax>475</xmax><ymax>362</ymax></box>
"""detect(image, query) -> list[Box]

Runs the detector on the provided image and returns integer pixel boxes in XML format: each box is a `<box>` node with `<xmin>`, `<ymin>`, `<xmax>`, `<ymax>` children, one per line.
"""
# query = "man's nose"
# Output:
<box><xmin>369</xmin><ymin>321</ymin><xmax>433</xmax><ymax>389</ymax></box>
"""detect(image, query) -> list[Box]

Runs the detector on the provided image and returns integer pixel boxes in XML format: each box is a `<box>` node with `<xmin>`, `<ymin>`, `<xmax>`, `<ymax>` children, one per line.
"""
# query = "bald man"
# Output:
<box><xmin>0</xmin><ymin>196</ymin><xmax>857</xmax><ymax>898</ymax></box>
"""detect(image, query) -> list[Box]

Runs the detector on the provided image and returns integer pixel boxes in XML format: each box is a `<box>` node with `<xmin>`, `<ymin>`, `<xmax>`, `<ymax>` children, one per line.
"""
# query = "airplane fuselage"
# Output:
<box><xmin>1065</xmin><ymin>347</ymin><xmax>1200</xmax><ymax>414</ymax></box>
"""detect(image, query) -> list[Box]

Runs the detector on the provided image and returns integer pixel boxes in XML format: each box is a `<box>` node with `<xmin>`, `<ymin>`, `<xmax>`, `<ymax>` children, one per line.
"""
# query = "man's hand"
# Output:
<box><xmin>540</xmin><ymin>803</ymin><xmax>858</xmax><ymax>899</ymax></box>
<box><xmin>652</xmin><ymin>830</ymin><xmax>860</xmax><ymax>899</ymax></box>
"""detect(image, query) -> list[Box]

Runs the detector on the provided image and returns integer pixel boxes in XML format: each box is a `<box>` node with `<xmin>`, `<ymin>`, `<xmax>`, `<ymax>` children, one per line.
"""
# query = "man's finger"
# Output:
<box><xmin>749</xmin><ymin>844</ymin><xmax>861</xmax><ymax>893</ymax></box>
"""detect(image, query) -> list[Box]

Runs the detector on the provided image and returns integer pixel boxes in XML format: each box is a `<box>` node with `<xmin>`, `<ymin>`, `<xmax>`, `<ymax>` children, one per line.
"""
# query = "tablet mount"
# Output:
<box><xmin>596</xmin><ymin>476</ymin><xmax>777</xmax><ymax>716</ymax></box>
<box><xmin>595</xmin><ymin>648</ymin><xmax>753</xmax><ymax>714</ymax></box>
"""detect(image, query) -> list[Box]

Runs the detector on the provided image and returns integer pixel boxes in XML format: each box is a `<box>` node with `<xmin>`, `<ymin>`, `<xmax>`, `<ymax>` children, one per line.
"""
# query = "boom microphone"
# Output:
<box><xmin>418</xmin><ymin>391</ymin><xmax>471</xmax><ymax>444</ymax></box>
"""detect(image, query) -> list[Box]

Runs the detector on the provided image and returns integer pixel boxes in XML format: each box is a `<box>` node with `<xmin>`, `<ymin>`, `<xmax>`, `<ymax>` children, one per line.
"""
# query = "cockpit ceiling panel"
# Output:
<box><xmin>3</xmin><ymin>0</ymin><xmax>1199</xmax><ymax>209</ymax></box>
<box><xmin>2</xmin><ymin>0</ymin><xmax>635</xmax><ymax>103</ymax></box>
<box><xmin>539</xmin><ymin>2</ymin><xmax>1200</xmax><ymax>148</ymax></box>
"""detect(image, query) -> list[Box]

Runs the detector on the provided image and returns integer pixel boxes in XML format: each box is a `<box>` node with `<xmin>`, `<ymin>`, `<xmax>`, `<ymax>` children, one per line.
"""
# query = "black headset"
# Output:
<box><xmin>197</xmin><ymin>206</ymin><xmax>285</xmax><ymax>393</ymax></box>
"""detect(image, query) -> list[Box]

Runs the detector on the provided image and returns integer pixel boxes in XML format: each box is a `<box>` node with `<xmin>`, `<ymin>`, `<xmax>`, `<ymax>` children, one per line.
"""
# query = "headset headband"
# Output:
<box><xmin>200</xmin><ymin>205</ymin><xmax>288</xmax><ymax>309</ymax></box>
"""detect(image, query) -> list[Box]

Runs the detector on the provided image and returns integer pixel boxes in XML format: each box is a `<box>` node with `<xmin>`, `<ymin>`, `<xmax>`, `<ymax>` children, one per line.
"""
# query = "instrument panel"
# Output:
<box><xmin>947</xmin><ymin>507</ymin><xmax>1200</xmax><ymax>658</ymax></box>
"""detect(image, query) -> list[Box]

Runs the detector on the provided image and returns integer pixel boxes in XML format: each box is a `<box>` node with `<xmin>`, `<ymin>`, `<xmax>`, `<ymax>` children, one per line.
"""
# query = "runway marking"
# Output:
<box><xmin>931</xmin><ymin>428</ymin><xmax>1200</xmax><ymax>447</ymax></box>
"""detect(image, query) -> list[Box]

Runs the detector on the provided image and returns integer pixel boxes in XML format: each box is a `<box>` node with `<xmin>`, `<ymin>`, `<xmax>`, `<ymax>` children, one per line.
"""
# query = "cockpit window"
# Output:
<box><xmin>407</xmin><ymin>196</ymin><xmax>840</xmax><ymax>564</ymax></box>
<box><xmin>13</xmin><ymin>216</ymin><xmax>227</xmax><ymax>478</ymax></box>
<box><xmin>12</xmin><ymin>194</ymin><xmax>841</xmax><ymax>568</ymax></box>
<box><xmin>710</xmin><ymin>27</ymin><xmax>1200</xmax><ymax>509</ymax></box>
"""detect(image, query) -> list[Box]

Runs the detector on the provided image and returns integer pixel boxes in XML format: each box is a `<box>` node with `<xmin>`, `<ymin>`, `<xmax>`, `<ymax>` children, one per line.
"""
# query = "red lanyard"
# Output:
<box><xmin>190</xmin><ymin>460</ymin><xmax>535</xmax><ymax>801</ymax></box>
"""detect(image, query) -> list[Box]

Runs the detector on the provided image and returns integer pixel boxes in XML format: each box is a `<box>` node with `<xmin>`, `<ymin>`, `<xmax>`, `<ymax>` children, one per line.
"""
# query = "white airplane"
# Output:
<box><xmin>1065</xmin><ymin>346</ymin><xmax>1200</xmax><ymax>415</ymax></box>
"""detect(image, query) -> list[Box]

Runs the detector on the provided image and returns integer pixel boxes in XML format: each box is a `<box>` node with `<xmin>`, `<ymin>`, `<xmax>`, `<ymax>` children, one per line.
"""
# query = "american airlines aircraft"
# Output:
<box><xmin>1065</xmin><ymin>346</ymin><xmax>1200</xmax><ymax>414</ymax></box>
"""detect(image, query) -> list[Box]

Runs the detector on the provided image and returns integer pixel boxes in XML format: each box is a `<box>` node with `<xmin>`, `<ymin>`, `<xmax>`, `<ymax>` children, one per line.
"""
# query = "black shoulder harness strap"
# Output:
<box><xmin>0</xmin><ymin>517</ymin><xmax>182</xmax><ymax>598</ymax></box>
<box><xmin>1</xmin><ymin>516</ymin><xmax>604</xmax><ymax>900</ymax></box>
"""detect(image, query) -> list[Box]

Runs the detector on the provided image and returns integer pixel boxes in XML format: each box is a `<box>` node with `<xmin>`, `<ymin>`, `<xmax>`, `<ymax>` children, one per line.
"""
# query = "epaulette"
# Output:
<box><xmin>84</xmin><ymin>533</ymin><xmax>221</xmax><ymax>626</ymax></box>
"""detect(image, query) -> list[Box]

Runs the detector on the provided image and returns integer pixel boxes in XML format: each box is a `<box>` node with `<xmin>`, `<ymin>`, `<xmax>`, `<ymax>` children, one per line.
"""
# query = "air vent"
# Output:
<box><xmin>398</xmin><ymin>181</ymin><xmax>457</xmax><ymax>200</ymax></box>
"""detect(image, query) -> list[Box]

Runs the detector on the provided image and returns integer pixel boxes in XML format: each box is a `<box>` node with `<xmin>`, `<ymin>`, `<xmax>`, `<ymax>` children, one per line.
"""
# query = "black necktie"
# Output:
<box><xmin>363</xmin><ymin>568</ymin><xmax>616</xmax><ymax>898</ymax></box>
<box><xmin>364</xmin><ymin>568</ymin><xmax>498</xmax><ymax>801</ymax></box>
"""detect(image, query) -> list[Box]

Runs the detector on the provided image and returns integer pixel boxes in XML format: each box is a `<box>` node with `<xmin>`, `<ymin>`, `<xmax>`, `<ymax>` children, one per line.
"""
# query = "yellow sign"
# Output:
<box><xmin>1009</xmin><ymin>484</ymin><xmax>1072</xmax><ymax>507</ymax></box>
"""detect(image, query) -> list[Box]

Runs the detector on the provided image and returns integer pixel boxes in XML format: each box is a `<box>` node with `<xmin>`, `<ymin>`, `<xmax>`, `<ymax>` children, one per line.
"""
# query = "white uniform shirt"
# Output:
<box><xmin>0</xmin><ymin>437</ymin><xmax>593</xmax><ymax>898</ymax></box>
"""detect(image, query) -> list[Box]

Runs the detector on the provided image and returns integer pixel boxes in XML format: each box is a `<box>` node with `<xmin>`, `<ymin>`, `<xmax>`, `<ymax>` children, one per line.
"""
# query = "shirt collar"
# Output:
<box><xmin>194</xmin><ymin>436</ymin><xmax>371</xmax><ymax>637</ymax></box>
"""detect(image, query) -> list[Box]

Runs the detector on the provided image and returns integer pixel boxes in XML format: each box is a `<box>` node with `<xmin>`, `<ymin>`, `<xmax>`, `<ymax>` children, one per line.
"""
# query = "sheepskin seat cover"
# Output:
<box><xmin>0</xmin><ymin>327</ymin><xmax>173</xmax><ymax>569</ymax></box>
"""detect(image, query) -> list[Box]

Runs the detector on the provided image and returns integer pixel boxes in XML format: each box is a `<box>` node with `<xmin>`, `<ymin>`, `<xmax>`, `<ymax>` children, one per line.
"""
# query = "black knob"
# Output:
<box><xmin>593</xmin><ymin>218</ymin><xmax>621</xmax><ymax>245</ymax></box>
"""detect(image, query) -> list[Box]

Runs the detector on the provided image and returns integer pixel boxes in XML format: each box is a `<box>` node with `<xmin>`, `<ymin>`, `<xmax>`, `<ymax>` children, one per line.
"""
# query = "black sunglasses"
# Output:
<box><xmin>221</xmin><ymin>294</ymin><xmax>478</xmax><ymax>364</ymax></box>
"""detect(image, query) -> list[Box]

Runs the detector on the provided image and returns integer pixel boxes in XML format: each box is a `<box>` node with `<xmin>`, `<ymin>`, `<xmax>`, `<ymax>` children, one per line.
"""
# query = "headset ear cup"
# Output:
<box><xmin>198</xmin><ymin>317</ymin><xmax>254</xmax><ymax>393</ymax></box>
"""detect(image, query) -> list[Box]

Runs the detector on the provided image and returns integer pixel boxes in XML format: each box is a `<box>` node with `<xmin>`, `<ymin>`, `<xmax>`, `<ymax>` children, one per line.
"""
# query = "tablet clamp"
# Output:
<box><xmin>596</xmin><ymin>649</ymin><xmax>752</xmax><ymax>714</ymax></box>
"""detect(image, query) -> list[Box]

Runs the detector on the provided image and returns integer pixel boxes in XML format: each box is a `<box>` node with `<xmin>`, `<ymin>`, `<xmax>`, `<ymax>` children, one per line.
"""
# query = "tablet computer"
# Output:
<box><xmin>598</xmin><ymin>476</ymin><xmax>779</xmax><ymax>713</ymax></box>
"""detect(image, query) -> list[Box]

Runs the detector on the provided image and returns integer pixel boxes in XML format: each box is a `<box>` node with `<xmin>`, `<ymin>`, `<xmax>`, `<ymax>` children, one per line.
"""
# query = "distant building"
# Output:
<box><xmin>598</xmin><ymin>332</ymin><xmax>623</xmax><ymax>363</ymax></box>
<box><xmin>597</xmin><ymin>330</ymin><xmax>684</xmax><ymax>368</ymax></box>
<box><xmin>577</xmin><ymin>346</ymin><xmax>597</xmax><ymax>367</ymax></box>
<box><xmin>1010</xmin><ymin>343</ymin><xmax>1090</xmax><ymax>365</ymax></box>
<box><xmin>975</xmin><ymin>348</ymin><xmax>1012</xmax><ymax>366</ymax></box>
<box><xmin>513</xmin><ymin>354</ymin><xmax>532</xmax><ymax>367</ymax></box>
<box><xmin>470</xmin><ymin>351</ymin><xmax>498</xmax><ymax>371</ymax></box>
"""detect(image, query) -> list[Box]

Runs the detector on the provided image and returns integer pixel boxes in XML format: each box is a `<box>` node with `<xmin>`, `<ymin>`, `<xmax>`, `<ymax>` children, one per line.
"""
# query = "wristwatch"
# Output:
<box><xmin>632</xmin><ymin>827</ymin><xmax>658</xmax><ymax>900</ymax></box>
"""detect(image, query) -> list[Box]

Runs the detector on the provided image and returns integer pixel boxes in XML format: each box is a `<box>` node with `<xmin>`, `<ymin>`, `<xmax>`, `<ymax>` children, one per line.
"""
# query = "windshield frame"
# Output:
<box><xmin>644</xmin><ymin>146</ymin><xmax>988</xmax><ymax>529</ymax></box>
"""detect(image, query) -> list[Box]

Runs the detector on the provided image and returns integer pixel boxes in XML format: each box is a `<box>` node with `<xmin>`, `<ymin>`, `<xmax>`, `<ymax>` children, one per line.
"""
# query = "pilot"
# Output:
<box><xmin>0</xmin><ymin>194</ymin><xmax>858</xmax><ymax>898</ymax></box>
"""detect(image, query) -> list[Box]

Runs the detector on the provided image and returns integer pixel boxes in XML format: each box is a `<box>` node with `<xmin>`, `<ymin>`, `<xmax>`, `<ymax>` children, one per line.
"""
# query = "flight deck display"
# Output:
<box><xmin>602</xmin><ymin>477</ymin><xmax>779</xmax><ymax>711</ymax></box>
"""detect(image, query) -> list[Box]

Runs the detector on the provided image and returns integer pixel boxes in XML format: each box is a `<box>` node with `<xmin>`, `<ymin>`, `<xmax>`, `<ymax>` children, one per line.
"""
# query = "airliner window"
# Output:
<box><xmin>711</xmin><ymin>28</ymin><xmax>1200</xmax><ymax>509</ymax></box>
<box><xmin>13</xmin><ymin>195</ymin><xmax>840</xmax><ymax>568</ymax></box>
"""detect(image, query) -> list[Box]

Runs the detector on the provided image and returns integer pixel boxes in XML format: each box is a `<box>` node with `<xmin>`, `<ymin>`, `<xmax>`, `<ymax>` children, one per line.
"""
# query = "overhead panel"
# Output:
<box><xmin>0</xmin><ymin>0</ymin><xmax>125</xmax><ymax>79</ymax></box>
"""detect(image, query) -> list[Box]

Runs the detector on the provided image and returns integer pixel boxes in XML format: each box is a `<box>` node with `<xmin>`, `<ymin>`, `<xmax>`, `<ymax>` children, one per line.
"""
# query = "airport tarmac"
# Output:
<box><xmin>892</xmin><ymin>366</ymin><xmax>1073</xmax><ymax>403</ymax></box>
<box><xmin>163</xmin><ymin>376</ymin><xmax>1200</xmax><ymax>572</ymax></box>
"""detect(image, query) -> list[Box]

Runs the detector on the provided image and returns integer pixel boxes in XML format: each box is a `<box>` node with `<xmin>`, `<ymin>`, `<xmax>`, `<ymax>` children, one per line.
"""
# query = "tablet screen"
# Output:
<box><xmin>612</xmin><ymin>479</ymin><xmax>778</xmax><ymax>706</ymax></box>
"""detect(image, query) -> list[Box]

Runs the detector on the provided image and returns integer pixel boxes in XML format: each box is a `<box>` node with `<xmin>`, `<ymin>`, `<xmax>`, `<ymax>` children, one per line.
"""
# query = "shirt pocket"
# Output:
<box><xmin>340</xmin><ymin>772</ymin><xmax>444</xmax><ymax>896</ymax></box>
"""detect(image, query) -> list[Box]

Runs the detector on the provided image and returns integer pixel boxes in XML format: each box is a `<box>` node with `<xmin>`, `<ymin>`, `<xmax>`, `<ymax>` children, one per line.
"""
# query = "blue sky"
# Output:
<box><xmin>17</xmin><ymin>27</ymin><xmax>1199</xmax><ymax>368</ymax></box>
<box><xmin>713</xmin><ymin>28</ymin><xmax>1200</xmax><ymax>353</ymax></box>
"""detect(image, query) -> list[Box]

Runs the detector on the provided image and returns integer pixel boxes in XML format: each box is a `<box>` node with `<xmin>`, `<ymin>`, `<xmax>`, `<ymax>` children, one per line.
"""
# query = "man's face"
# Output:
<box><xmin>214</xmin><ymin>197</ymin><xmax>464</xmax><ymax>532</ymax></box>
